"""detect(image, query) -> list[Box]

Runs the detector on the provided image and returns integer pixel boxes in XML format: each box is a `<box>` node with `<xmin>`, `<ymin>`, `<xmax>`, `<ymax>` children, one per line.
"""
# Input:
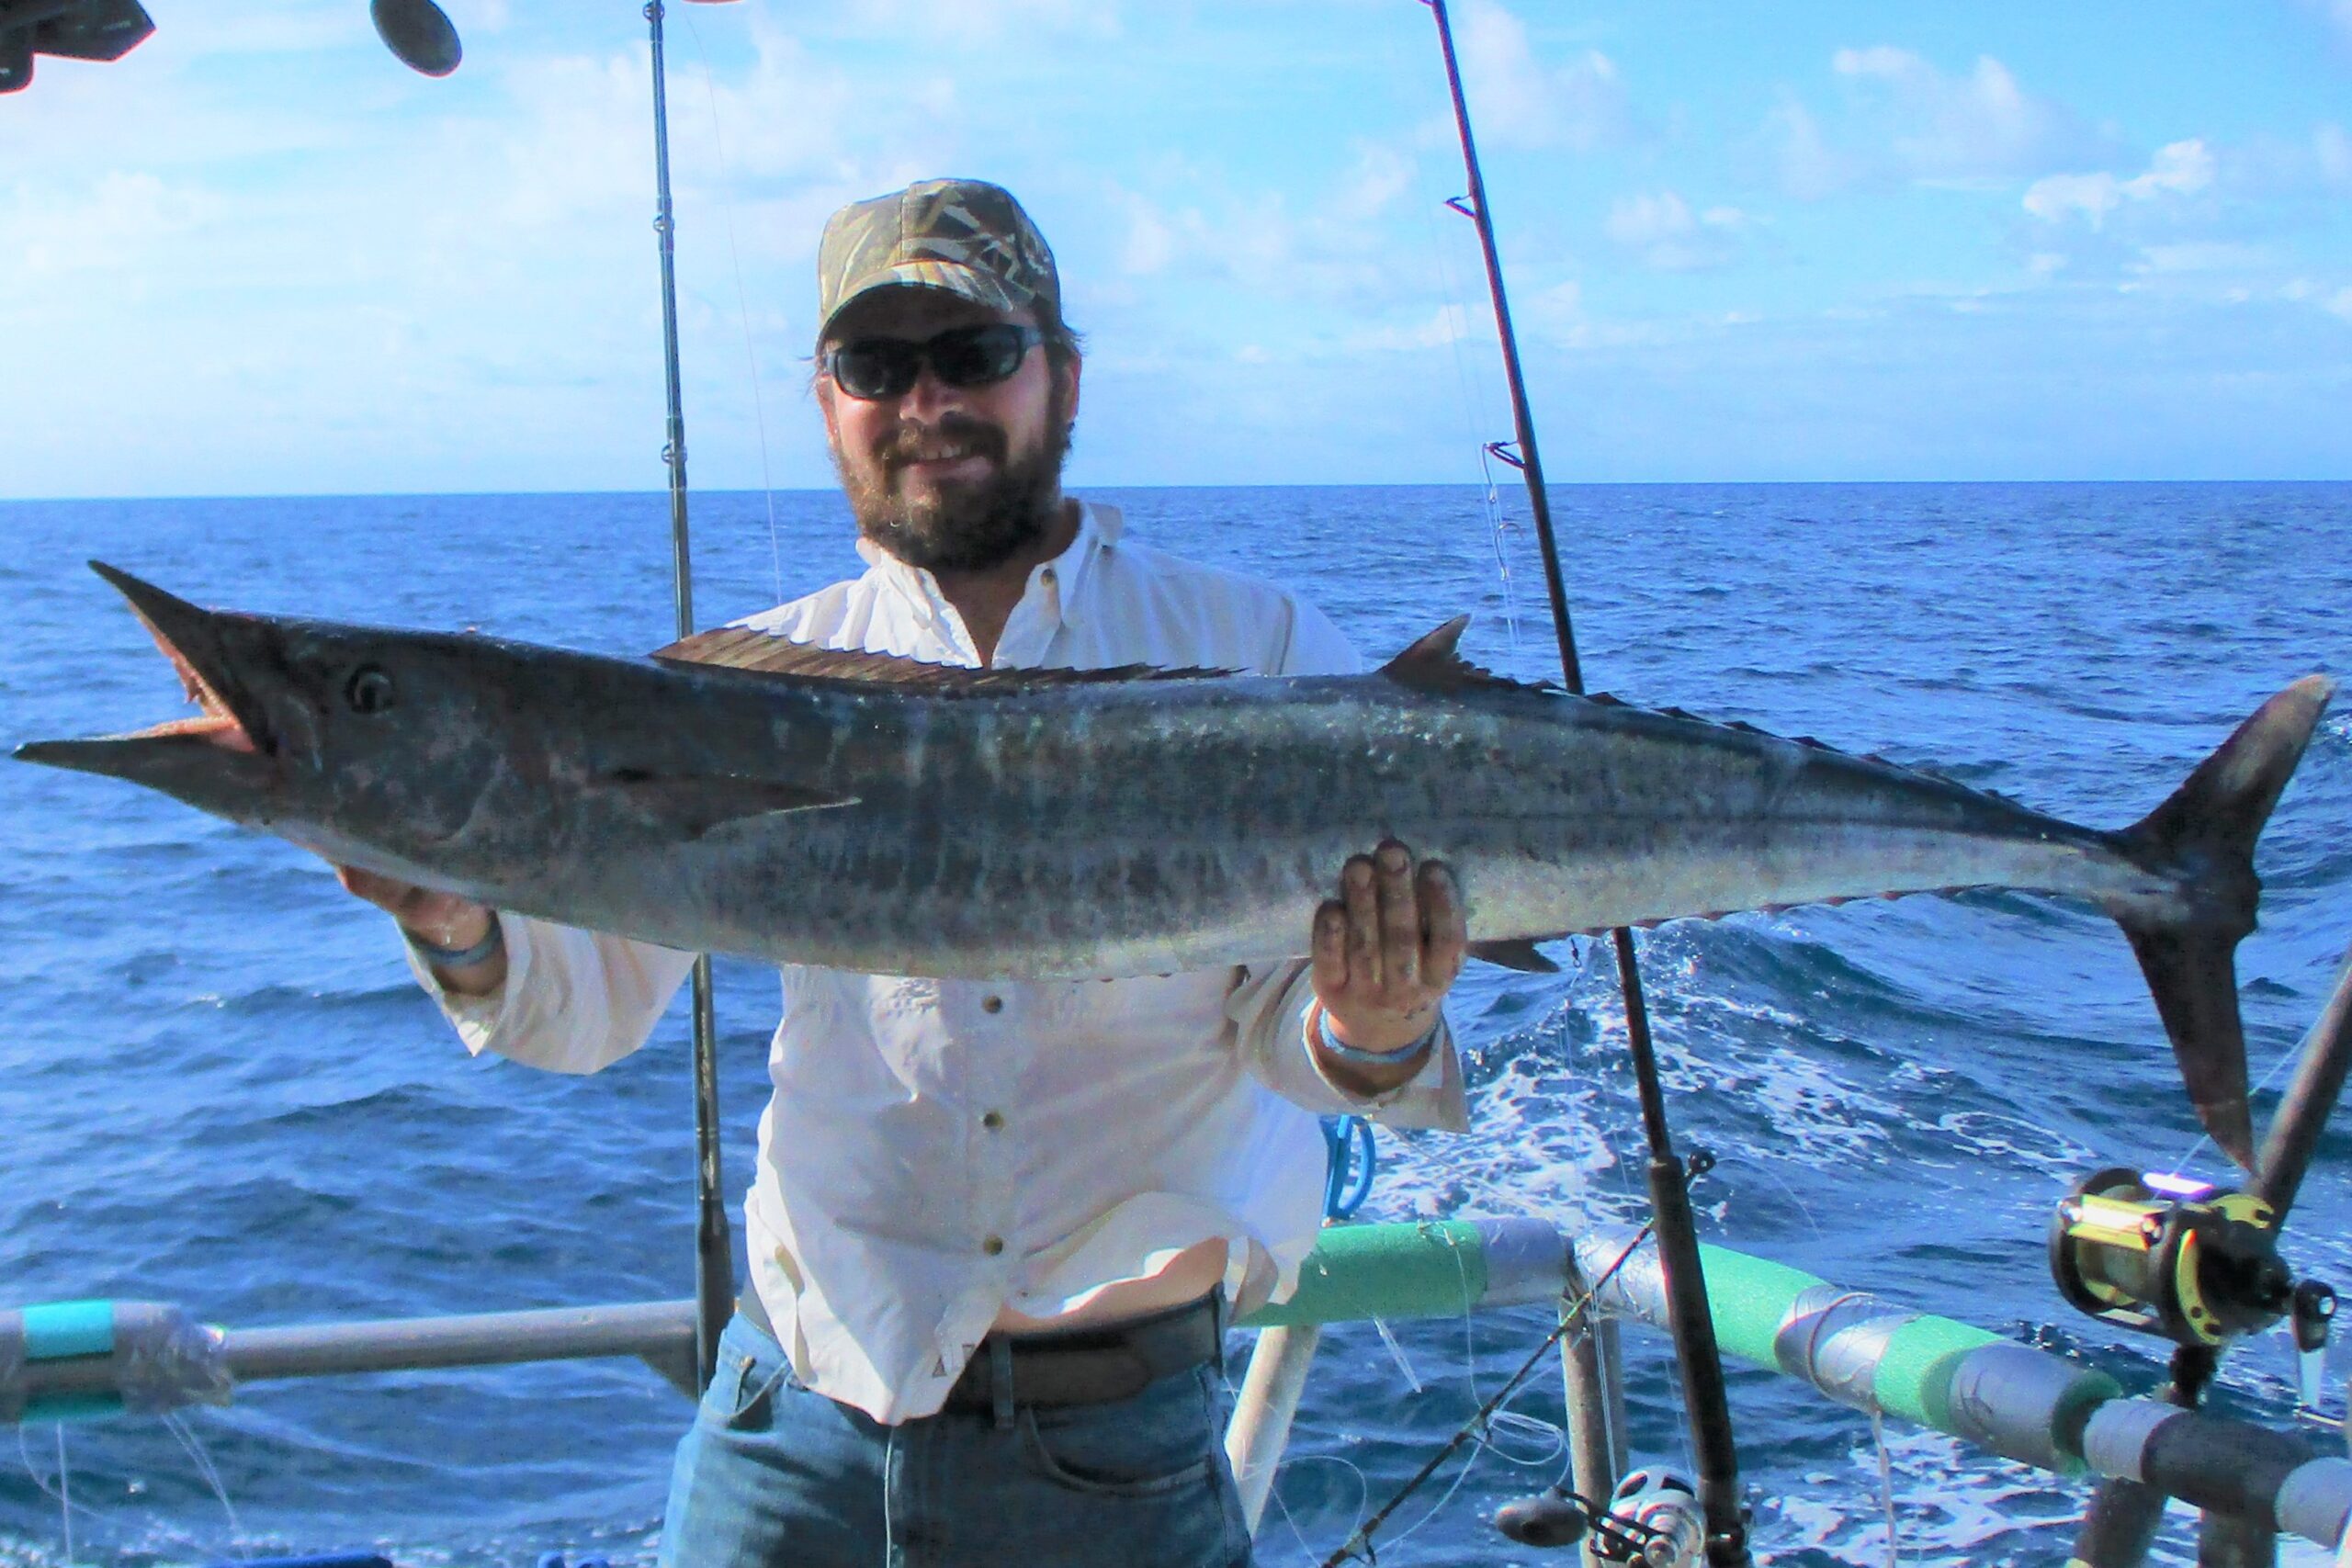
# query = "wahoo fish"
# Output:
<box><xmin>17</xmin><ymin>564</ymin><xmax>2335</xmax><ymax>1168</ymax></box>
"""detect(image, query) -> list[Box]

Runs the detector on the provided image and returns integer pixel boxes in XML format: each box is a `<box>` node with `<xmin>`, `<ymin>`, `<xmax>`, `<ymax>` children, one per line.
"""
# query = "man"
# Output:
<box><xmin>340</xmin><ymin>178</ymin><xmax>1471</xmax><ymax>1568</ymax></box>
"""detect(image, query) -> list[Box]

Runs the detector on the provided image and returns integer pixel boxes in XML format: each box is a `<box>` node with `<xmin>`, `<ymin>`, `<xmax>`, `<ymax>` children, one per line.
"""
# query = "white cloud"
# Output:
<box><xmin>1345</xmin><ymin>302</ymin><xmax>1473</xmax><ymax>353</ymax></box>
<box><xmin>18</xmin><ymin>171</ymin><xmax>220</xmax><ymax>276</ymax></box>
<box><xmin>2327</xmin><ymin>287</ymin><xmax>2352</xmax><ymax>323</ymax></box>
<box><xmin>2318</xmin><ymin>123</ymin><xmax>2352</xmax><ymax>186</ymax></box>
<box><xmin>1456</xmin><ymin>0</ymin><xmax>1632</xmax><ymax>152</ymax></box>
<box><xmin>1765</xmin><ymin>96</ymin><xmax>1855</xmax><ymax>200</ymax></box>
<box><xmin>1120</xmin><ymin>197</ymin><xmax>1173</xmax><ymax>276</ymax></box>
<box><xmin>2023</xmin><ymin>139</ymin><xmax>2213</xmax><ymax>227</ymax></box>
<box><xmin>1331</xmin><ymin>142</ymin><xmax>1416</xmax><ymax>224</ymax></box>
<box><xmin>2132</xmin><ymin>242</ymin><xmax>2266</xmax><ymax>275</ymax></box>
<box><xmin>1601</xmin><ymin>190</ymin><xmax>1747</xmax><ymax>270</ymax></box>
<box><xmin>828</xmin><ymin>0</ymin><xmax>1121</xmax><ymax>44</ymax></box>
<box><xmin>1828</xmin><ymin>46</ymin><xmax>2077</xmax><ymax>181</ymax></box>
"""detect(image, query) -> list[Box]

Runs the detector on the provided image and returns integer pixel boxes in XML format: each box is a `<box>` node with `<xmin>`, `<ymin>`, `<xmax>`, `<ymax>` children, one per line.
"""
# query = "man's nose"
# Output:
<box><xmin>897</xmin><ymin>363</ymin><xmax>966</xmax><ymax>421</ymax></box>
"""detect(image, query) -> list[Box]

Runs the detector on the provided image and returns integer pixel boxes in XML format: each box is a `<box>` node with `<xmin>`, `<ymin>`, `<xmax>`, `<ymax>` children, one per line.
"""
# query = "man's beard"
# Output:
<box><xmin>839</xmin><ymin>397</ymin><xmax>1073</xmax><ymax>575</ymax></box>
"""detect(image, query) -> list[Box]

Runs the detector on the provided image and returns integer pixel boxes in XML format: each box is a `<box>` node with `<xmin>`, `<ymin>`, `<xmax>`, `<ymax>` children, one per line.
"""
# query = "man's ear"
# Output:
<box><xmin>815</xmin><ymin>372</ymin><xmax>840</xmax><ymax>445</ymax></box>
<box><xmin>1057</xmin><ymin>354</ymin><xmax>1082</xmax><ymax>428</ymax></box>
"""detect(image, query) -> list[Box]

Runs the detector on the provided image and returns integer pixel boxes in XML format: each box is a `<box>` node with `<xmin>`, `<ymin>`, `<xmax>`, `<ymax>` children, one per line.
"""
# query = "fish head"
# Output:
<box><xmin>16</xmin><ymin>564</ymin><xmax>532</xmax><ymax>882</ymax></box>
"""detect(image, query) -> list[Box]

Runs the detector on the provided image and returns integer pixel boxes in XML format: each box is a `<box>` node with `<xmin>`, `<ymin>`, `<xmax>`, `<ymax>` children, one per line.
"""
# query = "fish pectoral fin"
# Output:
<box><xmin>1467</xmin><ymin>938</ymin><xmax>1562</xmax><ymax>974</ymax></box>
<box><xmin>605</xmin><ymin>771</ymin><xmax>859</xmax><ymax>840</ymax></box>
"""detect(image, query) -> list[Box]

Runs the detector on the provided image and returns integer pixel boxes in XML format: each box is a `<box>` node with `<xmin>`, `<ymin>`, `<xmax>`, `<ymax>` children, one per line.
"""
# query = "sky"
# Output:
<box><xmin>4</xmin><ymin>0</ymin><xmax>2349</xmax><ymax>496</ymax></box>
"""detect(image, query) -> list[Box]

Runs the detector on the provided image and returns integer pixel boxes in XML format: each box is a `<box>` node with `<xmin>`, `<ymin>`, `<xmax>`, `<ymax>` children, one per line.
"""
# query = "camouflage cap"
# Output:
<box><xmin>816</xmin><ymin>178</ymin><xmax>1059</xmax><ymax>344</ymax></box>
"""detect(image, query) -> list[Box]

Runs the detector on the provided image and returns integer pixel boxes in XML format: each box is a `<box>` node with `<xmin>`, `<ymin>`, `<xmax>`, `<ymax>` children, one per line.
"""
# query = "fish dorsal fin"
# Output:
<box><xmin>1378</xmin><ymin>615</ymin><xmax>1557</xmax><ymax>696</ymax></box>
<box><xmin>651</xmin><ymin>627</ymin><xmax>1234</xmax><ymax>693</ymax></box>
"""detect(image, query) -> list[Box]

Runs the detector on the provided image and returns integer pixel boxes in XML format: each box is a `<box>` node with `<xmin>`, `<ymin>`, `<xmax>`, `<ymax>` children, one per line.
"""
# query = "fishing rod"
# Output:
<box><xmin>643</xmin><ymin>0</ymin><xmax>734</xmax><ymax>1396</ymax></box>
<box><xmin>366</xmin><ymin>0</ymin><xmax>737</xmax><ymax>1398</ymax></box>
<box><xmin>1416</xmin><ymin>3</ymin><xmax>1750</xmax><ymax>1562</ymax></box>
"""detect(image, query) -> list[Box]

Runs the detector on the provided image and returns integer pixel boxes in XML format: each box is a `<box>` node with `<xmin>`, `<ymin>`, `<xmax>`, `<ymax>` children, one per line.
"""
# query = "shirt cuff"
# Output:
<box><xmin>1297</xmin><ymin>994</ymin><xmax>1468</xmax><ymax>1131</ymax></box>
<box><xmin>401</xmin><ymin>908</ymin><xmax>529</xmax><ymax>1056</ymax></box>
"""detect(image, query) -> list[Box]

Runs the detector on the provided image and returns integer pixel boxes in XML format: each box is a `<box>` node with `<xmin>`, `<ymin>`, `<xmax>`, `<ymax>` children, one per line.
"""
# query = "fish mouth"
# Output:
<box><xmin>14</xmin><ymin>562</ymin><xmax>278</xmax><ymax>786</ymax></box>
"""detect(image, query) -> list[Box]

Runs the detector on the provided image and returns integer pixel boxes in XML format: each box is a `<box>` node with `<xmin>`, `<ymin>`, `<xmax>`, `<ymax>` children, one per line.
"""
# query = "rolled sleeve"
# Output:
<box><xmin>404</xmin><ymin>912</ymin><xmax>698</xmax><ymax>1076</ymax></box>
<box><xmin>1226</xmin><ymin>959</ymin><xmax>1470</xmax><ymax>1132</ymax></box>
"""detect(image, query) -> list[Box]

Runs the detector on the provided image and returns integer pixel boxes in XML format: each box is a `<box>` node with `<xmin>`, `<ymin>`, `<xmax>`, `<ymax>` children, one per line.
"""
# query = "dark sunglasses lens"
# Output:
<box><xmin>831</xmin><ymin>341</ymin><xmax>919</xmax><ymax>400</ymax></box>
<box><xmin>930</xmin><ymin>325</ymin><xmax>1029</xmax><ymax>388</ymax></box>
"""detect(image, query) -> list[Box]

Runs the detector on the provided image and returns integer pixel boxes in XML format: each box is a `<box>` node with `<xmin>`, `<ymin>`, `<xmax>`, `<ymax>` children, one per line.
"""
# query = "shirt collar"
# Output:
<box><xmin>856</xmin><ymin>498</ymin><xmax>1117</xmax><ymax>646</ymax></box>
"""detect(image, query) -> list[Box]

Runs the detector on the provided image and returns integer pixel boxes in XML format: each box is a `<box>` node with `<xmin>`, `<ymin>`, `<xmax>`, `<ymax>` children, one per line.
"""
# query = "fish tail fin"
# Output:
<box><xmin>2106</xmin><ymin>674</ymin><xmax>2334</xmax><ymax>1169</ymax></box>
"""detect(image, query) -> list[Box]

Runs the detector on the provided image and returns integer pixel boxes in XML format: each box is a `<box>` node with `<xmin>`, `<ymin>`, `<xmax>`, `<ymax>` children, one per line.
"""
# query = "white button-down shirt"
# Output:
<box><xmin>414</xmin><ymin>501</ymin><xmax>1467</xmax><ymax>1423</ymax></box>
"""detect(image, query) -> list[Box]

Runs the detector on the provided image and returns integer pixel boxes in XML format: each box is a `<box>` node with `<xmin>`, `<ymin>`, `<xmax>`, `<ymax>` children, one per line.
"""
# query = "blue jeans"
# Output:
<box><xmin>660</xmin><ymin>1312</ymin><xmax>1256</xmax><ymax>1568</ymax></box>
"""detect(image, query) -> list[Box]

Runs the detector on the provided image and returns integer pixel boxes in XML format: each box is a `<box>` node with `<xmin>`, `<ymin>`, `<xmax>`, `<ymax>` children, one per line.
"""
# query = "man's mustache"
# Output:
<box><xmin>879</xmin><ymin>415</ymin><xmax>1008</xmax><ymax>469</ymax></box>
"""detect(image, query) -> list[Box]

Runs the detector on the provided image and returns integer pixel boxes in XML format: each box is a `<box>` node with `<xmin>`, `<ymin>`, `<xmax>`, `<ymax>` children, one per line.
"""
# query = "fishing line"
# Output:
<box><xmin>1408</xmin><ymin>126</ymin><xmax>1521</xmax><ymax>660</ymax></box>
<box><xmin>2159</xmin><ymin>1023</ymin><xmax>2312</xmax><ymax>1180</ymax></box>
<box><xmin>164</xmin><ymin>1411</ymin><xmax>246</xmax><ymax>1558</ymax></box>
<box><xmin>1371</xmin><ymin>1235</ymin><xmax>1572</xmax><ymax>1558</ymax></box>
<box><xmin>1265</xmin><ymin>1454</ymin><xmax>1372</xmax><ymax>1567</ymax></box>
<box><xmin>1372</xmin><ymin>1316</ymin><xmax>1423</xmax><ymax>1393</ymax></box>
<box><xmin>1868</xmin><ymin>1408</ymin><xmax>1901</xmax><ymax>1568</ymax></box>
<box><xmin>676</xmin><ymin>7</ymin><xmax>787</xmax><ymax>608</ymax></box>
<box><xmin>1440</xmin><ymin>1225</ymin><xmax>1566</xmax><ymax>1472</ymax></box>
<box><xmin>17</xmin><ymin>1424</ymin><xmax>110</xmax><ymax>1560</ymax></box>
<box><xmin>1723</xmin><ymin>1153</ymin><xmax>1826</xmax><ymax>1243</ymax></box>
<box><xmin>1317</xmin><ymin>1224</ymin><xmax>1654</xmax><ymax>1568</ymax></box>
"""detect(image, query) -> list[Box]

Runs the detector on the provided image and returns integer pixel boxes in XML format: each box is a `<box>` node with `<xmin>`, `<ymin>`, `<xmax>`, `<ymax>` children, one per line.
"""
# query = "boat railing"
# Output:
<box><xmin>6</xmin><ymin>1214</ymin><xmax>2348</xmax><ymax>1557</ymax></box>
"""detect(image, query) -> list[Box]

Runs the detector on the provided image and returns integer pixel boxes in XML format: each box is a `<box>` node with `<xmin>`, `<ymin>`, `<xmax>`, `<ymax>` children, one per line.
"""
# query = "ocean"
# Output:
<box><xmin>2</xmin><ymin>482</ymin><xmax>2348</xmax><ymax>1566</ymax></box>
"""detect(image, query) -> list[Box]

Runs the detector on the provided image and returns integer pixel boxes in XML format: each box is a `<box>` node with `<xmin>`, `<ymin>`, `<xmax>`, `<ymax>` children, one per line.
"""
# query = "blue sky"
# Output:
<box><xmin>5</xmin><ymin>0</ymin><xmax>2349</xmax><ymax>496</ymax></box>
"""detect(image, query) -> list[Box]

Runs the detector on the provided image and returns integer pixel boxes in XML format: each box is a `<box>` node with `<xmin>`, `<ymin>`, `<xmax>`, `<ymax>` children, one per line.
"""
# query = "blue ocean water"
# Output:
<box><xmin>1</xmin><ymin>482</ymin><xmax>2348</xmax><ymax>1567</ymax></box>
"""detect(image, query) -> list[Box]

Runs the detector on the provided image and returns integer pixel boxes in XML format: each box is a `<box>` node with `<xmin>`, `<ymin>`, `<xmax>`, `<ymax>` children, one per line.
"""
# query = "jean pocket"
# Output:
<box><xmin>1015</xmin><ymin>1370</ymin><xmax>1219</xmax><ymax>1499</ymax></box>
<box><xmin>699</xmin><ymin>1342</ymin><xmax>792</xmax><ymax>1434</ymax></box>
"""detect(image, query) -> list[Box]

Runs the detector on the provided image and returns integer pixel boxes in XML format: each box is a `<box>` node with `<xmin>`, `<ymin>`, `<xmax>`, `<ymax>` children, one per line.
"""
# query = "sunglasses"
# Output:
<box><xmin>823</xmin><ymin>323</ymin><xmax>1046</xmax><ymax>401</ymax></box>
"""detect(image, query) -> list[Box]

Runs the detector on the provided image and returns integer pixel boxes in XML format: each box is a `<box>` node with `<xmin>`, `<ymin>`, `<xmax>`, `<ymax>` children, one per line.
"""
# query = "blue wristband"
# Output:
<box><xmin>403</xmin><ymin>914</ymin><xmax>503</xmax><ymax>970</ymax></box>
<box><xmin>1308</xmin><ymin>1002</ymin><xmax>1443</xmax><ymax>1068</ymax></box>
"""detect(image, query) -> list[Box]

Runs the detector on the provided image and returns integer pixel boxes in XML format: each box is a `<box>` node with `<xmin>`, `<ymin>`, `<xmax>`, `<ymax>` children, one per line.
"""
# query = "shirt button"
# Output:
<box><xmin>981</xmin><ymin>1110</ymin><xmax>1005</xmax><ymax>1131</ymax></box>
<box><xmin>983</xmin><ymin>1235</ymin><xmax>1006</xmax><ymax>1257</ymax></box>
<box><xmin>981</xmin><ymin>994</ymin><xmax>1004</xmax><ymax>1014</ymax></box>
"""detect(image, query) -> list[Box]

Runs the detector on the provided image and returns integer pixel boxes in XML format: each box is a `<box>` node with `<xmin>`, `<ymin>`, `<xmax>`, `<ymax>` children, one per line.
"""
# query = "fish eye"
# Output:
<box><xmin>345</xmin><ymin>666</ymin><xmax>397</xmax><ymax>716</ymax></box>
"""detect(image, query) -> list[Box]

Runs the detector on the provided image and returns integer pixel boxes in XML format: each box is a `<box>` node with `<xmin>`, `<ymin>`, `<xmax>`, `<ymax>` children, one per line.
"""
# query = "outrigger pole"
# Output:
<box><xmin>1417</xmin><ymin>4</ymin><xmax>1751</xmax><ymax>1561</ymax></box>
<box><xmin>643</xmin><ymin>0</ymin><xmax>734</xmax><ymax>1395</ymax></box>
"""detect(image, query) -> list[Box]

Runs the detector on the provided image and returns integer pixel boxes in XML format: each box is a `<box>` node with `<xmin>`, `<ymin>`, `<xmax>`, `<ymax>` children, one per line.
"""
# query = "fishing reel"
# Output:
<box><xmin>1494</xmin><ymin>1468</ymin><xmax>1704</xmax><ymax>1567</ymax></box>
<box><xmin>2049</xmin><ymin>1168</ymin><xmax>2313</xmax><ymax>1348</ymax></box>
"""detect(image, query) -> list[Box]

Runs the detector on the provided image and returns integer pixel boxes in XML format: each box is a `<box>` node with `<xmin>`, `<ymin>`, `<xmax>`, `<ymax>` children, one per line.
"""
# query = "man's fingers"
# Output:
<box><xmin>1418</xmin><ymin>858</ymin><xmax>1466</xmax><ymax>993</ymax></box>
<box><xmin>1313</xmin><ymin>899</ymin><xmax>1349</xmax><ymax>995</ymax></box>
<box><xmin>1342</xmin><ymin>853</ymin><xmax>1382</xmax><ymax>990</ymax></box>
<box><xmin>1375</xmin><ymin>840</ymin><xmax>1419</xmax><ymax>992</ymax></box>
<box><xmin>337</xmin><ymin>864</ymin><xmax>402</xmax><ymax>909</ymax></box>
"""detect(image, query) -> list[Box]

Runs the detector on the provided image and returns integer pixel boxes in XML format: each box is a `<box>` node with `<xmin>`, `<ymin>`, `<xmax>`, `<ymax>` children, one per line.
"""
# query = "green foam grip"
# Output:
<box><xmin>24</xmin><ymin>1302</ymin><xmax>113</xmax><ymax>1362</ymax></box>
<box><xmin>1690</xmin><ymin>1243</ymin><xmax>1828</xmax><ymax>1367</ymax></box>
<box><xmin>1241</xmin><ymin>1221</ymin><xmax>1492</xmax><ymax>1328</ymax></box>
<box><xmin>1871</xmin><ymin>1314</ymin><xmax>2005</xmax><ymax>1431</ymax></box>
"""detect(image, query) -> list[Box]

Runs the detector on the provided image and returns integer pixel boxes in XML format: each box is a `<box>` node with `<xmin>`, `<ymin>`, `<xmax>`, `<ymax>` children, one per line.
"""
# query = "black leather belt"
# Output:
<box><xmin>736</xmin><ymin>1287</ymin><xmax>1222</xmax><ymax>1411</ymax></box>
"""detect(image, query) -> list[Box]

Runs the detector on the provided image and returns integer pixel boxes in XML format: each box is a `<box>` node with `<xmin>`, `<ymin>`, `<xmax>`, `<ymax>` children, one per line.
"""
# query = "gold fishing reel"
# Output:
<box><xmin>2050</xmin><ymin>1168</ymin><xmax>2296</xmax><ymax>1347</ymax></box>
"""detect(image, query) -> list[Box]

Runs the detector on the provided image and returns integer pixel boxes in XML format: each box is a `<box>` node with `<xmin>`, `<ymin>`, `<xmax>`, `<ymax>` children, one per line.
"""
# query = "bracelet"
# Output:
<box><xmin>1305</xmin><ymin>998</ymin><xmax>1443</xmax><ymax>1069</ymax></box>
<box><xmin>403</xmin><ymin>914</ymin><xmax>504</xmax><ymax>970</ymax></box>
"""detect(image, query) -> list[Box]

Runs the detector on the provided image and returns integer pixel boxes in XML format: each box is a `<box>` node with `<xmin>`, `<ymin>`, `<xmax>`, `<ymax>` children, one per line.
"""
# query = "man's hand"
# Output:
<box><xmin>1310</xmin><ymin>840</ymin><xmax>1464</xmax><ymax>1091</ymax></box>
<box><xmin>335</xmin><ymin>865</ymin><xmax>507</xmax><ymax>995</ymax></box>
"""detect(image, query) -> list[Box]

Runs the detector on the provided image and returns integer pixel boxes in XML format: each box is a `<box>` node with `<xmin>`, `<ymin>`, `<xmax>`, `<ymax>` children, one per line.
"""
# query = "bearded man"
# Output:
<box><xmin>344</xmin><ymin>178</ymin><xmax>1470</xmax><ymax>1568</ymax></box>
